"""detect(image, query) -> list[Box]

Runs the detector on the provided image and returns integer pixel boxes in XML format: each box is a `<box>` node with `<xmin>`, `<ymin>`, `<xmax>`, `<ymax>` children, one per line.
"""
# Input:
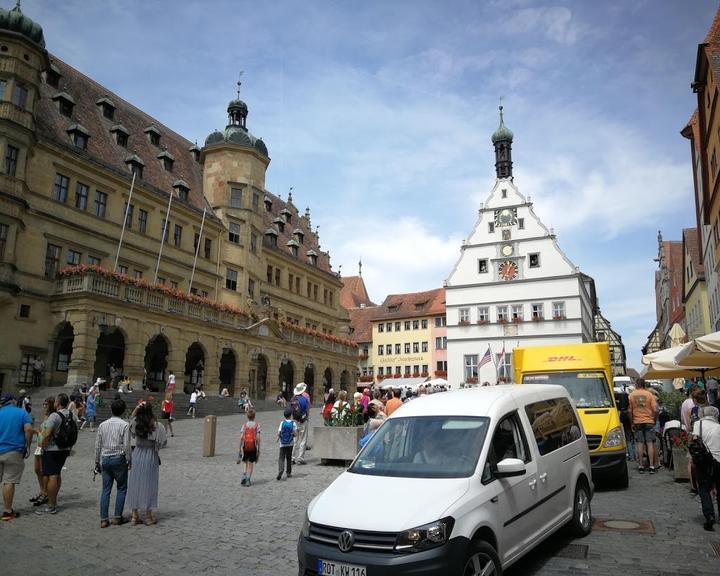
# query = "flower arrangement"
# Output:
<box><xmin>552</xmin><ymin>315</ymin><xmax>566</xmax><ymax>321</ymax></box>
<box><xmin>477</xmin><ymin>320</ymin><xmax>490</xmax><ymax>325</ymax></box>
<box><xmin>466</xmin><ymin>377</ymin><xmax>478</xmax><ymax>384</ymax></box>
<box><xmin>279</xmin><ymin>320</ymin><xmax>356</xmax><ymax>348</ymax></box>
<box><xmin>58</xmin><ymin>264</ymin><xmax>249</xmax><ymax>318</ymax></box>
<box><xmin>671</xmin><ymin>430</ymin><xmax>691</xmax><ymax>449</ymax></box>
<box><xmin>511</xmin><ymin>317</ymin><xmax>523</xmax><ymax>323</ymax></box>
<box><xmin>458</xmin><ymin>320</ymin><xmax>470</xmax><ymax>326</ymax></box>
<box><xmin>326</xmin><ymin>401</ymin><xmax>364</xmax><ymax>427</ymax></box>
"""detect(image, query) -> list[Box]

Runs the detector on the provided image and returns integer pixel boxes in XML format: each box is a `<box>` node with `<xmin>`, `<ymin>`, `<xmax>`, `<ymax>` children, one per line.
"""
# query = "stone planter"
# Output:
<box><xmin>672</xmin><ymin>447</ymin><xmax>690</xmax><ymax>481</ymax></box>
<box><xmin>313</xmin><ymin>426</ymin><xmax>364</xmax><ymax>463</ymax></box>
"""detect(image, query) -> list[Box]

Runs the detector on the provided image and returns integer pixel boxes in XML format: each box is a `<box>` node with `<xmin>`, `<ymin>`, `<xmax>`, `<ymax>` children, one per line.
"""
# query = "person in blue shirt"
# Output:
<box><xmin>0</xmin><ymin>392</ymin><xmax>34</xmax><ymax>521</ymax></box>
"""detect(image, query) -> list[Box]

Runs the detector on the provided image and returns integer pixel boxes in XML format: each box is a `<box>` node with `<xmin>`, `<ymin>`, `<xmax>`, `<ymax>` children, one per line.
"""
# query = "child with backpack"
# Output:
<box><xmin>237</xmin><ymin>408</ymin><xmax>260</xmax><ymax>486</ymax></box>
<box><xmin>277</xmin><ymin>407</ymin><xmax>297</xmax><ymax>480</ymax></box>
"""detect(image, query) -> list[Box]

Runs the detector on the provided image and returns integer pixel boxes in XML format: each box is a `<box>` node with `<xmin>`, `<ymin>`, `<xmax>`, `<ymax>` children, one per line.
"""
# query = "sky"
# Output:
<box><xmin>24</xmin><ymin>0</ymin><xmax>718</xmax><ymax>370</ymax></box>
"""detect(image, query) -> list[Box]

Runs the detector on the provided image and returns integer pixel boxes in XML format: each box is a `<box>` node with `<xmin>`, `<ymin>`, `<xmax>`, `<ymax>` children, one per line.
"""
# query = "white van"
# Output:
<box><xmin>298</xmin><ymin>384</ymin><xmax>593</xmax><ymax>576</ymax></box>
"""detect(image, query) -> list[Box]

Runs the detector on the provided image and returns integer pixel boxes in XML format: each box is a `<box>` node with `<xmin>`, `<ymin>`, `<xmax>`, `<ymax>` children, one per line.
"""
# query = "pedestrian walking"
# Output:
<box><xmin>707</xmin><ymin>376</ymin><xmax>719</xmax><ymax>408</ymax></box>
<box><xmin>166</xmin><ymin>371</ymin><xmax>176</xmax><ymax>393</ymax></box>
<box><xmin>29</xmin><ymin>397</ymin><xmax>55</xmax><ymax>509</ymax></box>
<box><xmin>692</xmin><ymin>405</ymin><xmax>720</xmax><ymax>531</ymax></box>
<box><xmin>0</xmin><ymin>392</ymin><xmax>33</xmax><ymax>521</ymax></box>
<box><xmin>36</xmin><ymin>393</ymin><xmax>76</xmax><ymax>515</ymax></box>
<box><xmin>238</xmin><ymin>408</ymin><xmax>260</xmax><ymax>486</ymax></box>
<box><xmin>127</xmin><ymin>402</ymin><xmax>166</xmax><ymax>525</ymax></box>
<box><xmin>81</xmin><ymin>388</ymin><xmax>97</xmax><ymax>431</ymax></box>
<box><xmin>187</xmin><ymin>388</ymin><xmax>198</xmax><ymax>418</ymax></box>
<box><xmin>291</xmin><ymin>383</ymin><xmax>310</xmax><ymax>464</ymax></box>
<box><xmin>94</xmin><ymin>398</ymin><xmax>131</xmax><ymax>528</ymax></box>
<box><xmin>277</xmin><ymin>408</ymin><xmax>296</xmax><ymax>481</ymax></box>
<box><xmin>629</xmin><ymin>378</ymin><xmax>658</xmax><ymax>473</ymax></box>
<box><xmin>160</xmin><ymin>393</ymin><xmax>174</xmax><ymax>437</ymax></box>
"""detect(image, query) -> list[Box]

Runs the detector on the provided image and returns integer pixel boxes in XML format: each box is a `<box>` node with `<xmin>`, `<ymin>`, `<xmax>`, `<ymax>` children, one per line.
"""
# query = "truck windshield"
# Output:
<box><xmin>349</xmin><ymin>416</ymin><xmax>490</xmax><ymax>478</ymax></box>
<box><xmin>522</xmin><ymin>371</ymin><xmax>614</xmax><ymax>409</ymax></box>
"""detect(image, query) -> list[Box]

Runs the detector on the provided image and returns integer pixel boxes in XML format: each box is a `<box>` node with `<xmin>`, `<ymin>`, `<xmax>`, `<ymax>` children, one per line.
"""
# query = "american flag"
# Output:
<box><xmin>479</xmin><ymin>345</ymin><xmax>492</xmax><ymax>369</ymax></box>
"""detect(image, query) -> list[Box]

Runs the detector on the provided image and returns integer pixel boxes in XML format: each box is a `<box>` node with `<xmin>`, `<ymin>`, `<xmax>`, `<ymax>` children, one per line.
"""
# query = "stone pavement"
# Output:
<box><xmin>0</xmin><ymin>407</ymin><xmax>718</xmax><ymax>576</ymax></box>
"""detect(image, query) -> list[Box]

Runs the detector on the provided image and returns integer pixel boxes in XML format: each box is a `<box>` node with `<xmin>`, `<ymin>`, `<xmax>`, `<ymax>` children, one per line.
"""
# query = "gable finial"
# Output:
<box><xmin>359</xmin><ymin>258</ymin><xmax>363</xmax><ymax>277</ymax></box>
<box><xmin>236</xmin><ymin>70</ymin><xmax>244</xmax><ymax>99</ymax></box>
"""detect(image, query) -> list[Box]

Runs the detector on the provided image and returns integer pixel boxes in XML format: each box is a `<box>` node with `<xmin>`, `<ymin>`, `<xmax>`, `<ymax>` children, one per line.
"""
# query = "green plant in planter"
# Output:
<box><xmin>658</xmin><ymin>390</ymin><xmax>685</xmax><ymax>420</ymax></box>
<box><xmin>326</xmin><ymin>402</ymin><xmax>364</xmax><ymax>427</ymax></box>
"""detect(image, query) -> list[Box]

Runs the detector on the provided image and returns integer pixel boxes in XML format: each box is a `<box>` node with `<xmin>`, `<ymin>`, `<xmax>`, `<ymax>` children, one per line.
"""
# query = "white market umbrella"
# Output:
<box><xmin>641</xmin><ymin>343</ymin><xmax>720</xmax><ymax>379</ymax></box>
<box><xmin>675</xmin><ymin>330</ymin><xmax>720</xmax><ymax>366</ymax></box>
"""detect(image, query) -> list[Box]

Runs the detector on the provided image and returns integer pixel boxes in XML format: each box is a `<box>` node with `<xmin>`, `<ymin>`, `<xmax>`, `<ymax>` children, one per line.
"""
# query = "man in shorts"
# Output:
<box><xmin>0</xmin><ymin>393</ymin><xmax>33</xmax><ymax>521</ymax></box>
<box><xmin>36</xmin><ymin>393</ymin><xmax>72</xmax><ymax>515</ymax></box>
<box><xmin>629</xmin><ymin>378</ymin><xmax>658</xmax><ymax>474</ymax></box>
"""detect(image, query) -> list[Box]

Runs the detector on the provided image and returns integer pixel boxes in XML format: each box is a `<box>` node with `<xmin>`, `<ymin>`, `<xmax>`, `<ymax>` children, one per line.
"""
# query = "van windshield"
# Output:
<box><xmin>349</xmin><ymin>416</ymin><xmax>490</xmax><ymax>478</ymax></box>
<box><xmin>522</xmin><ymin>371</ymin><xmax>614</xmax><ymax>409</ymax></box>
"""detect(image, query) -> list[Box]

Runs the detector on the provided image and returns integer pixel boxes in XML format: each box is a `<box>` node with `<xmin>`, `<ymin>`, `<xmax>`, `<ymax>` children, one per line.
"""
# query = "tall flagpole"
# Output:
<box><xmin>113</xmin><ymin>171</ymin><xmax>137</xmax><ymax>272</ymax></box>
<box><xmin>188</xmin><ymin>207</ymin><xmax>207</xmax><ymax>294</ymax></box>
<box><xmin>153</xmin><ymin>190</ymin><xmax>175</xmax><ymax>284</ymax></box>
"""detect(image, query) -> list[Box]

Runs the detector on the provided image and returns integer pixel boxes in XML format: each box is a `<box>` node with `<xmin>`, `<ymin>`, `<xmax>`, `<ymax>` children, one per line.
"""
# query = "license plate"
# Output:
<box><xmin>317</xmin><ymin>559</ymin><xmax>367</xmax><ymax>576</ymax></box>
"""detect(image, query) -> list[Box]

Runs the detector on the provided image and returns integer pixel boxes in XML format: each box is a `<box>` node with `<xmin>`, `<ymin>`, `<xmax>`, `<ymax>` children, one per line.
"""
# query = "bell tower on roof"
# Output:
<box><xmin>491</xmin><ymin>106</ymin><xmax>514</xmax><ymax>180</ymax></box>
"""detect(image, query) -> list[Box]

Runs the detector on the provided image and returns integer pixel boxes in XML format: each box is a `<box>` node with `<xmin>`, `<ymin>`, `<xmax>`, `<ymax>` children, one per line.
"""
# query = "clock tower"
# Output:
<box><xmin>492</xmin><ymin>106</ymin><xmax>513</xmax><ymax>179</ymax></box>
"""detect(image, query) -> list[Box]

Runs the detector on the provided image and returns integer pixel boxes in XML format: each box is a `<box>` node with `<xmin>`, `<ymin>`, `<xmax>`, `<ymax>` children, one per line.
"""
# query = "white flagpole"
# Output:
<box><xmin>113</xmin><ymin>171</ymin><xmax>137</xmax><ymax>272</ymax></box>
<box><xmin>153</xmin><ymin>190</ymin><xmax>175</xmax><ymax>284</ymax></box>
<box><xmin>188</xmin><ymin>207</ymin><xmax>207</xmax><ymax>294</ymax></box>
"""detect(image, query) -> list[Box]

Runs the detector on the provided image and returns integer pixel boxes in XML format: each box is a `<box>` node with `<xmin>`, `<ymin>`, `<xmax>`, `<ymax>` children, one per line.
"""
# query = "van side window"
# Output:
<box><xmin>482</xmin><ymin>412</ymin><xmax>531</xmax><ymax>484</ymax></box>
<box><xmin>525</xmin><ymin>398</ymin><xmax>582</xmax><ymax>456</ymax></box>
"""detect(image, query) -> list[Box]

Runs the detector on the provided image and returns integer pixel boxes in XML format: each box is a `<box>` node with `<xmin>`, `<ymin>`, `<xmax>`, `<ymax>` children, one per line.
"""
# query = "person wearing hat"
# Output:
<box><xmin>16</xmin><ymin>389</ymin><xmax>31</xmax><ymax>414</ymax></box>
<box><xmin>290</xmin><ymin>383</ymin><xmax>310</xmax><ymax>464</ymax></box>
<box><xmin>0</xmin><ymin>392</ymin><xmax>34</xmax><ymax>521</ymax></box>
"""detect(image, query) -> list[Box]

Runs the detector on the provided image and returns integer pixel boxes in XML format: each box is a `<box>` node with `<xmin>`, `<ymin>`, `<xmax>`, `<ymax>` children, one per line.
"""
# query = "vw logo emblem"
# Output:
<box><xmin>337</xmin><ymin>530</ymin><xmax>355</xmax><ymax>552</ymax></box>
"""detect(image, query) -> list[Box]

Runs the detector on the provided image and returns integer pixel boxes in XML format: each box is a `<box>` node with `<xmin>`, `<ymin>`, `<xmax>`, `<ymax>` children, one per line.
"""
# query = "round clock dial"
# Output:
<box><xmin>499</xmin><ymin>260</ymin><xmax>518</xmax><ymax>281</ymax></box>
<box><xmin>501</xmin><ymin>244</ymin><xmax>513</xmax><ymax>256</ymax></box>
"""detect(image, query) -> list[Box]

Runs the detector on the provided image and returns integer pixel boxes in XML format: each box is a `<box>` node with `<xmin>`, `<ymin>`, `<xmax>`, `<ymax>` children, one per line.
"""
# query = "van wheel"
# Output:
<box><xmin>569</xmin><ymin>482</ymin><xmax>592</xmax><ymax>537</ymax></box>
<box><xmin>463</xmin><ymin>540</ymin><xmax>502</xmax><ymax>576</ymax></box>
<box><xmin>616</xmin><ymin>462</ymin><xmax>629</xmax><ymax>489</ymax></box>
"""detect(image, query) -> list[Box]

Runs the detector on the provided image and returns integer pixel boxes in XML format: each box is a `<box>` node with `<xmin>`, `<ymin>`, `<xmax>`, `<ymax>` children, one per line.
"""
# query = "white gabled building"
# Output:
<box><xmin>445</xmin><ymin>108</ymin><xmax>597</xmax><ymax>386</ymax></box>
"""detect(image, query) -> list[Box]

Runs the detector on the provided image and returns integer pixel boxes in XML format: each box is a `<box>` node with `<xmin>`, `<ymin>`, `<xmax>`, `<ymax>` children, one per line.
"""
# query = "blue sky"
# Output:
<box><xmin>26</xmin><ymin>0</ymin><xmax>717</xmax><ymax>369</ymax></box>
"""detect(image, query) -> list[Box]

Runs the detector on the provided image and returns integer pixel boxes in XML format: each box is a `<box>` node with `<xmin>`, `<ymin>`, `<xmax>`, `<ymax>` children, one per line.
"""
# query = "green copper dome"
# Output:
<box><xmin>0</xmin><ymin>3</ymin><xmax>45</xmax><ymax>49</ymax></box>
<box><xmin>491</xmin><ymin>106</ymin><xmax>513</xmax><ymax>144</ymax></box>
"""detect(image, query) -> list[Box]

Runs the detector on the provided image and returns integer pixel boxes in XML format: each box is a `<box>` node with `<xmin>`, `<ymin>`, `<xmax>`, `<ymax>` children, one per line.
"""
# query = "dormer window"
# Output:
<box><xmin>272</xmin><ymin>217</ymin><xmax>285</xmax><ymax>233</ymax></box>
<box><xmin>45</xmin><ymin>62</ymin><xmax>61</xmax><ymax>88</ymax></box>
<box><xmin>188</xmin><ymin>143</ymin><xmax>201</xmax><ymax>162</ymax></box>
<box><xmin>110</xmin><ymin>124</ymin><xmax>129</xmax><ymax>147</ymax></box>
<box><xmin>125</xmin><ymin>153</ymin><xmax>144</xmax><ymax>179</ymax></box>
<box><xmin>293</xmin><ymin>228</ymin><xmax>304</xmax><ymax>245</ymax></box>
<box><xmin>265</xmin><ymin>227</ymin><xmax>278</xmax><ymax>248</ymax></box>
<box><xmin>144</xmin><ymin>125</ymin><xmax>161</xmax><ymax>147</ymax></box>
<box><xmin>281</xmin><ymin>207</ymin><xmax>292</xmax><ymax>224</ymax></box>
<box><xmin>264</xmin><ymin>195</ymin><xmax>272</xmax><ymax>212</ymax></box>
<box><xmin>287</xmin><ymin>238</ymin><xmax>299</xmax><ymax>257</ymax></box>
<box><xmin>53</xmin><ymin>92</ymin><xmax>75</xmax><ymax>117</ymax></box>
<box><xmin>67</xmin><ymin>124</ymin><xmax>89</xmax><ymax>149</ymax></box>
<box><xmin>96</xmin><ymin>96</ymin><xmax>116</xmax><ymax>120</ymax></box>
<box><xmin>158</xmin><ymin>150</ymin><xmax>175</xmax><ymax>172</ymax></box>
<box><xmin>307</xmin><ymin>249</ymin><xmax>318</xmax><ymax>266</ymax></box>
<box><xmin>172</xmin><ymin>179</ymin><xmax>190</xmax><ymax>202</ymax></box>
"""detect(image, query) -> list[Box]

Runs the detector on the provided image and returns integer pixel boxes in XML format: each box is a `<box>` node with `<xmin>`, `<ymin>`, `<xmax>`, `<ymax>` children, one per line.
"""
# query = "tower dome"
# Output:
<box><xmin>202</xmin><ymin>96</ymin><xmax>269</xmax><ymax>157</ymax></box>
<box><xmin>0</xmin><ymin>2</ymin><xmax>45</xmax><ymax>48</ymax></box>
<box><xmin>491</xmin><ymin>105</ymin><xmax>513</xmax><ymax>144</ymax></box>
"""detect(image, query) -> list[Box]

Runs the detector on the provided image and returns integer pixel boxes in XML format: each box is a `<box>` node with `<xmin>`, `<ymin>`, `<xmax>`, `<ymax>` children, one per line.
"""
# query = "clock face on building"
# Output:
<box><xmin>499</xmin><ymin>260</ymin><xmax>519</xmax><ymax>281</ymax></box>
<box><xmin>501</xmin><ymin>244</ymin><xmax>513</xmax><ymax>257</ymax></box>
<box><xmin>494</xmin><ymin>208</ymin><xmax>517</xmax><ymax>227</ymax></box>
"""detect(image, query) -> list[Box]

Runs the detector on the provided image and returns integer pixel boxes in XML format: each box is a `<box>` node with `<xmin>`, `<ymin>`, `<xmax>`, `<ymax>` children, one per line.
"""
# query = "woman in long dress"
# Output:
<box><xmin>127</xmin><ymin>402</ymin><xmax>166</xmax><ymax>525</ymax></box>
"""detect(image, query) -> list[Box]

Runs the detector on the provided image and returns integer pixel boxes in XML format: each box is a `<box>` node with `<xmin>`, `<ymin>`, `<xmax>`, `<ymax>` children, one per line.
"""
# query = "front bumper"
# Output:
<box><xmin>590</xmin><ymin>449</ymin><xmax>626</xmax><ymax>480</ymax></box>
<box><xmin>297</xmin><ymin>534</ymin><xmax>471</xmax><ymax>576</ymax></box>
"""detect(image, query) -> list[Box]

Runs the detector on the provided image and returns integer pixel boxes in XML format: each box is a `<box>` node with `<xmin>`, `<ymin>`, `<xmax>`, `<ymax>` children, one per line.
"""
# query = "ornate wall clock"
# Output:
<box><xmin>494</xmin><ymin>208</ymin><xmax>517</xmax><ymax>227</ymax></box>
<box><xmin>498</xmin><ymin>260</ymin><xmax>519</xmax><ymax>281</ymax></box>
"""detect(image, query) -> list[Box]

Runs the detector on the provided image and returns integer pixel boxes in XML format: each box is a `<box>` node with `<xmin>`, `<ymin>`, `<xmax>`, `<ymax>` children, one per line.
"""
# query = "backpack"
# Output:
<box><xmin>54</xmin><ymin>411</ymin><xmax>78</xmax><ymax>449</ymax></box>
<box><xmin>290</xmin><ymin>396</ymin><xmax>306</xmax><ymax>422</ymax></box>
<box><xmin>689</xmin><ymin>420</ymin><xmax>716</xmax><ymax>476</ymax></box>
<box><xmin>279</xmin><ymin>420</ymin><xmax>294</xmax><ymax>445</ymax></box>
<box><xmin>243</xmin><ymin>423</ymin><xmax>258</xmax><ymax>451</ymax></box>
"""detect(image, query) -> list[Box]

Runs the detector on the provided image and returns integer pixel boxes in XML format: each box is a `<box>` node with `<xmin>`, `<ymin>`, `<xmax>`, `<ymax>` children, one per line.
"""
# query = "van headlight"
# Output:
<box><xmin>301</xmin><ymin>511</ymin><xmax>310</xmax><ymax>538</ymax></box>
<box><xmin>604</xmin><ymin>426</ymin><xmax>625</xmax><ymax>448</ymax></box>
<box><xmin>394</xmin><ymin>517</ymin><xmax>454</xmax><ymax>552</ymax></box>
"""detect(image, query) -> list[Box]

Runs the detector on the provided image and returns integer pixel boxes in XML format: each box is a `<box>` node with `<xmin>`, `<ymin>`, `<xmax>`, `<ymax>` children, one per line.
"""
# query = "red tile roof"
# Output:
<box><xmin>683</xmin><ymin>227</ymin><xmax>705</xmax><ymax>279</ymax></box>
<box><xmin>705</xmin><ymin>5</ymin><xmax>720</xmax><ymax>45</ymax></box>
<box><xmin>375</xmin><ymin>288</ymin><xmax>445</xmax><ymax>320</ymax></box>
<box><xmin>340</xmin><ymin>276</ymin><xmax>375</xmax><ymax>310</ymax></box>
<box><xmin>348</xmin><ymin>306</ymin><xmax>380</xmax><ymax>343</ymax></box>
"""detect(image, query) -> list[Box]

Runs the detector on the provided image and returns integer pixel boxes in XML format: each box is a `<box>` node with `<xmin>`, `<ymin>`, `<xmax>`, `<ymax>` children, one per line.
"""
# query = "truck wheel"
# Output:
<box><xmin>463</xmin><ymin>540</ymin><xmax>502</xmax><ymax>576</ymax></box>
<box><xmin>616</xmin><ymin>462</ymin><xmax>629</xmax><ymax>489</ymax></box>
<box><xmin>569</xmin><ymin>482</ymin><xmax>592</xmax><ymax>537</ymax></box>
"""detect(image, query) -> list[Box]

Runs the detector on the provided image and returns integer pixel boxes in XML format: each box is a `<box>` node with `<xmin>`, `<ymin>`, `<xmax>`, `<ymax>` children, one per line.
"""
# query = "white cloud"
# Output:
<box><xmin>507</xmin><ymin>7</ymin><xmax>582</xmax><ymax>45</ymax></box>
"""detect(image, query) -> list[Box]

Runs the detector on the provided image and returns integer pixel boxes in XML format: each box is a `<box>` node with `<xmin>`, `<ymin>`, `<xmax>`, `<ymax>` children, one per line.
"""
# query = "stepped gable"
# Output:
<box><xmin>340</xmin><ymin>276</ymin><xmax>375</xmax><ymax>309</ymax></box>
<box><xmin>261</xmin><ymin>192</ymin><xmax>333</xmax><ymax>275</ymax></box>
<box><xmin>682</xmin><ymin>227</ymin><xmax>704</xmax><ymax>278</ymax></box>
<box><xmin>377</xmin><ymin>287</ymin><xmax>445</xmax><ymax>320</ymax></box>
<box><xmin>347</xmin><ymin>306</ymin><xmax>379</xmax><ymax>344</ymax></box>
<box><xmin>35</xmin><ymin>55</ymin><xmax>216</xmax><ymax>219</ymax></box>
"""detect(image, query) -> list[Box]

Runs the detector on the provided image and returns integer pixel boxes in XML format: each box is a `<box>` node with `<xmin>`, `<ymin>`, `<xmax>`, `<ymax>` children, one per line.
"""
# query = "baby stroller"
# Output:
<box><xmin>661</xmin><ymin>418</ymin><xmax>683</xmax><ymax>469</ymax></box>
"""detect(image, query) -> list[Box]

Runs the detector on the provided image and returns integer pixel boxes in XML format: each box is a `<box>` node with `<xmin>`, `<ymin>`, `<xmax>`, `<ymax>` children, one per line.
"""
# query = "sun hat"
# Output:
<box><xmin>18</xmin><ymin>389</ymin><xmax>26</xmax><ymax>395</ymax></box>
<box><xmin>294</xmin><ymin>382</ymin><xmax>307</xmax><ymax>395</ymax></box>
<box><xmin>353</xmin><ymin>392</ymin><xmax>363</xmax><ymax>400</ymax></box>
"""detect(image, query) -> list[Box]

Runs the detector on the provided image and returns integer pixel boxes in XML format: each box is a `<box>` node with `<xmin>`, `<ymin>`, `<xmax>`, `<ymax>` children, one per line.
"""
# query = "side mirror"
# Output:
<box><xmin>495</xmin><ymin>458</ymin><xmax>526</xmax><ymax>478</ymax></box>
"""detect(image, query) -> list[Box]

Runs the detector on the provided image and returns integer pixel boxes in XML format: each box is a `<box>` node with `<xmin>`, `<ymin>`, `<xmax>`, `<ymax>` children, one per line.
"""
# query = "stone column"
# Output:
<box><xmin>203</xmin><ymin>336</ymin><xmax>219</xmax><ymax>394</ymax></box>
<box><xmin>122</xmin><ymin>319</ymin><xmax>145</xmax><ymax>390</ymax></box>
<box><xmin>65</xmin><ymin>316</ymin><xmax>95</xmax><ymax>388</ymax></box>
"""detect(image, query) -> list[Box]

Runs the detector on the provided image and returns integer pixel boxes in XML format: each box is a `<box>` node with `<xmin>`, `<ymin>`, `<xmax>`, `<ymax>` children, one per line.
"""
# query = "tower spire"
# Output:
<box><xmin>491</xmin><ymin>105</ymin><xmax>514</xmax><ymax>179</ymax></box>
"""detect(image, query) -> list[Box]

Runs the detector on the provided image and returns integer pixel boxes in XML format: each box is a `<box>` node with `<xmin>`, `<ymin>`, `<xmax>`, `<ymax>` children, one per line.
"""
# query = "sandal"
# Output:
<box><xmin>131</xmin><ymin>515</ymin><xmax>142</xmax><ymax>525</ymax></box>
<box><xmin>100</xmin><ymin>520</ymin><xmax>110</xmax><ymax>528</ymax></box>
<box><xmin>144</xmin><ymin>515</ymin><xmax>157</xmax><ymax>525</ymax></box>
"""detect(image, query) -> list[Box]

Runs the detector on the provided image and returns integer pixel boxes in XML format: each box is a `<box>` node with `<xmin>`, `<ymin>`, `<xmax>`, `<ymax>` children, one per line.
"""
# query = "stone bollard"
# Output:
<box><xmin>203</xmin><ymin>415</ymin><xmax>217</xmax><ymax>457</ymax></box>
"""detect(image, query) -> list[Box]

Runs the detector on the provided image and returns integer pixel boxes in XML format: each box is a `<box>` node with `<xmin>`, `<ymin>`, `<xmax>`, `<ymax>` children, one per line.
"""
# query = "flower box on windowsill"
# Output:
<box><xmin>552</xmin><ymin>315</ymin><xmax>566</xmax><ymax>321</ymax></box>
<box><xmin>420</xmin><ymin>372</ymin><xmax>429</xmax><ymax>378</ymax></box>
<box><xmin>458</xmin><ymin>320</ymin><xmax>470</xmax><ymax>326</ymax></box>
<box><xmin>476</xmin><ymin>320</ymin><xmax>490</xmax><ymax>325</ymax></box>
<box><xmin>531</xmin><ymin>316</ymin><xmax>543</xmax><ymax>322</ymax></box>
<box><xmin>412</xmin><ymin>373</ymin><xmax>420</xmax><ymax>378</ymax></box>
<box><xmin>435</xmin><ymin>370</ymin><xmax>447</xmax><ymax>377</ymax></box>
<box><xmin>498</xmin><ymin>319</ymin><xmax>508</xmax><ymax>324</ymax></box>
<box><xmin>465</xmin><ymin>377</ymin><xmax>478</xmax><ymax>384</ymax></box>
<box><xmin>511</xmin><ymin>317</ymin><xmax>523</xmax><ymax>323</ymax></box>
<box><xmin>359</xmin><ymin>375</ymin><xmax>373</xmax><ymax>383</ymax></box>
<box><xmin>393</xmin><ymin>373</ymin><xmax>402</xmax><ymax>378</ymax></box>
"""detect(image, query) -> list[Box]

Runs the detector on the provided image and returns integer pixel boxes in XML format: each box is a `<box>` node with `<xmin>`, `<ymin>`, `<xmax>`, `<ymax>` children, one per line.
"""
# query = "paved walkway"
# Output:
<box><xmin>1</xmin><ymin>408</ymin><xmax>719</xmax><ymax>575</ymax></box>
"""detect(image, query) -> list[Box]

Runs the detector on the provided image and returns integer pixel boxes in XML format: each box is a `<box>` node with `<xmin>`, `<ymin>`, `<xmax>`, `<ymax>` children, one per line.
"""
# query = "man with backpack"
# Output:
<box><xmin>290</xmin><ymin>383</ymin><xmax>310</xmax><ymax>465</ymax></box>
<box><xmin>36</xmin><ymin>393</ymin><xmax>76</xmax><ymax>515</ymax></box>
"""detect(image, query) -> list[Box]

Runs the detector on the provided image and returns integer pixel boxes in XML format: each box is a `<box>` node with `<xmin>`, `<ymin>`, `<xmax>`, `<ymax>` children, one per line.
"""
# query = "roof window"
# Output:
<box><xmin>158</xmin><ymin>149</ymin><xmax>175</xmax><ymax>172</ymax></box>
<box><xmin>45</xmin><ymin>62</ymin><xmax>61</xmax><ymax>88</ymax></box>
<box><xmin>67</xmin><ymin>124</ymin><xmax>89</xmax><ymax>149</ymax></box>
<box><xmin>144</xmin><ymin>125</ymin><xmax>161</xmax><ymax>147</ymax></box>
<box><xmin>110</xmin><ymin>124</ymin><xmax>129</xmax><ymax>147</ymax></box>
<box><xmin>125</xmin><ymin>153</ymin><xmax>145</xmax><ymax>179</ymax></box>
<box><xmin>53</xmin><ymin>91</ymin><xmax>75</xmax><ymax>118</ymax></box>
<box><xmin>307</xmin><ymin>249</ymin><xmax>318</xmax><ymax>266</ymax></box>
<box><xmin>172</xmin><ymin>179</ymin><xmax>189</xmax><ymax>202</ymax></box>
<box><xmin>293</xmin><ymin>227</ymin><xmax>304</xmax><ymax>244</ymax></box>
<box><xmin>188</xmin><ymin>143</ymin><xmax>201</xmax><ymax>162</ymax></box>
<box><xmin>281</xmin><ymin>207</ymin><xmax>292</xmax><ymax>223</ymax></box>
<box><xmin>264</xmin><ymin>195</ymin><xmax>272</xmax><ymax>212</ymax></box>
<box><xmin>286</xmin><ymin>238</ymin><xmax>299</xmax><ymax>257</ymax></box>
<box><xmin>96</xmin><ymin>96</ymin><xmax>116</xmax><ymax>120</ymax></box>
<box><xmin>272</xmin><ymin>216</ymin><xmax>285</xmax><ymax>233</ymax></box>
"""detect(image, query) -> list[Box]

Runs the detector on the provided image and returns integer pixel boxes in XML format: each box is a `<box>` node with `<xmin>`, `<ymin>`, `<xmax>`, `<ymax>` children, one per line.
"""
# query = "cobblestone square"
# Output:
<box><xmin>2</xmin><ymin>407</ymin><xmax>719</xmax><ymax>576</ymax></box>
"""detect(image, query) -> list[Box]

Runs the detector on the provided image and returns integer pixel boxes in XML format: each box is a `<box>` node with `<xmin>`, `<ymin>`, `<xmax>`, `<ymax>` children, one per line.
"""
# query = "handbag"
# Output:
<box><xmin>688</xmin><ymin>420</ymin><xmax>715</xmax><ymax>475</ymax></box>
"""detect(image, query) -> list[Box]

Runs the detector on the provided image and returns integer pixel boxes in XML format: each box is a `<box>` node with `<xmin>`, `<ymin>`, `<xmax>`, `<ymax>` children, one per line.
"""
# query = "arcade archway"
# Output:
<box><xmin>94</xmin><ymin>328</ymin><xmax>125</xmax><ymax>385</ymax></box>
<box><xmin>249</xmin><ymin>354</ymin><xmax>268</xmax><ymax>400</ymax></box>
<box><xmin>304</xmin><ymin>363</ymin><xmax>316</xmax><ymax>402</ymax></box>
<box><xmin>340</xmin><ymin>369</ymin><xmax>351</xmax><ymax>391</ymax></box>
<box><xmin>144</xmin><ymin>334</ymin><xmax>169</xmax><ymax>392</ymax></box>
<box><xmin>323</xmin><ymin>367</ymin><xmax>334</xmax><ymax>393</ymax></box>
<box><xmin>219</xmin><ymin>348</ymin><xmax>236</xmax><ymax>395</ymax></box>
<box><xmin>184</xmin><ymin>342</ymin><xmax>205</xmax><ymax>393</ymax></box>
<box><xmin>279</xmin><ymin>359</ymin><xmax>295</xmax><ymax>399</ymax></box>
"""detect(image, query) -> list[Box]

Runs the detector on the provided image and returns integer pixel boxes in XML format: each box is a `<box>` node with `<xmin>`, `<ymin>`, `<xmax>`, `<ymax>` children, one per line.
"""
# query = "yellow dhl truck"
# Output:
<box><xmin>513</xmin><ymin>342</ymin><xmax>628</xmax><ymax>487</ymax></box>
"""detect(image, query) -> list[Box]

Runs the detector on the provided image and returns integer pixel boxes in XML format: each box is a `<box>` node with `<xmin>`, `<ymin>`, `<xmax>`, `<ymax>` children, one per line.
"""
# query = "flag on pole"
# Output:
<box><xmin>479</xmin><ymin>345</ymin><xmax>492</xmax><ymax>369</ymax></box>
<box><xmin>498</xmin><ymin>342</ymin><xmax>506</xmax><ymax>380</ymax></box>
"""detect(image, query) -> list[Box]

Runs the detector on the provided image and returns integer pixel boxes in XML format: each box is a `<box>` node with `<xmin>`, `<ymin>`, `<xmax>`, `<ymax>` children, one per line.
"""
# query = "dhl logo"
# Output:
<box><xmin>546</xmin><ymin>355</ymin><xmax>580</xmax><ymax>362</ymax></box>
